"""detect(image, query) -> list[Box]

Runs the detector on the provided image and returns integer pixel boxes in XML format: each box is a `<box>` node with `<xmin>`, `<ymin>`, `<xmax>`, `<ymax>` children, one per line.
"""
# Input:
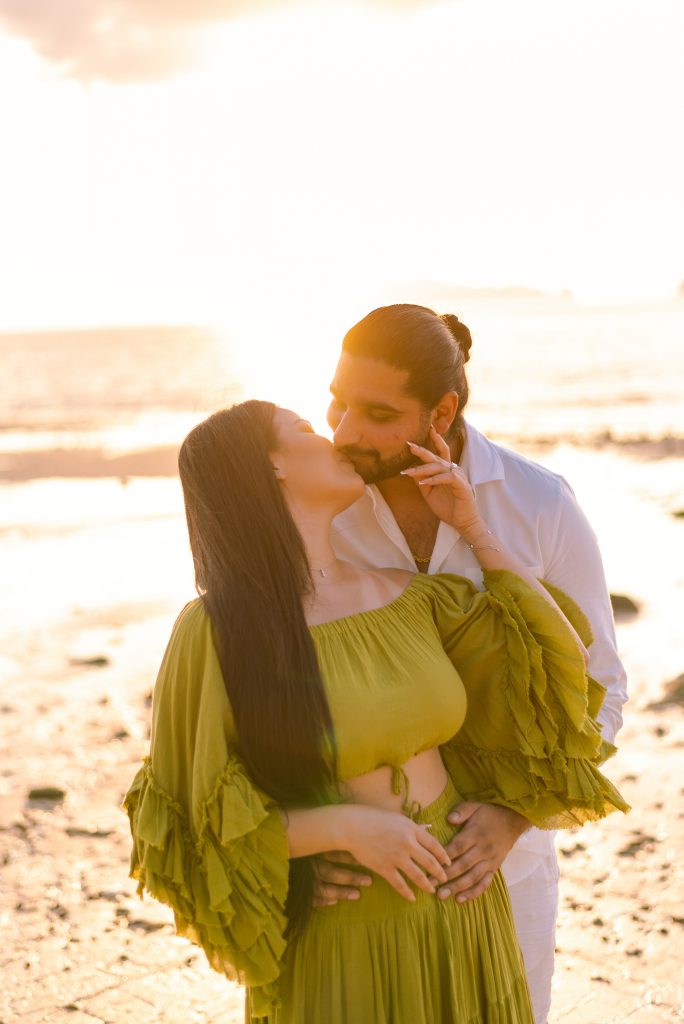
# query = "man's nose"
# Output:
<box><xmin>331</xmin><ymin>409</ymin><xmax>360</xmax><ymax>449</ymax></box>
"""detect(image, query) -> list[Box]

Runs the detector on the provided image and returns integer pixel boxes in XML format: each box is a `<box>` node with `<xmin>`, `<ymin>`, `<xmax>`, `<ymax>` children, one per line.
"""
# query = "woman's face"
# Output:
<box><xmin>271</xmin><ymin>408</ymin><xmax>365</xmax><ymax>513</ymax></box>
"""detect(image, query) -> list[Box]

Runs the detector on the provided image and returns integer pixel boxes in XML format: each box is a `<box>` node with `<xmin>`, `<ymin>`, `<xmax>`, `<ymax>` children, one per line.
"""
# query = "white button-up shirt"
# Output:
<box><xmin>331</xmin><ymin>421</ymin><xmax>628</xmax><ymax>882</ymax></box>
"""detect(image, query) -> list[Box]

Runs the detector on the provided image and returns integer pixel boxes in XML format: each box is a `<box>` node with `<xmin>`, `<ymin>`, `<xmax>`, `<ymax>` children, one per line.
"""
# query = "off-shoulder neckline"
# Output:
<box><xmin>307</xmin><ymin>573</ymin><xmax>427</xmax><ymax>632</ymax></box>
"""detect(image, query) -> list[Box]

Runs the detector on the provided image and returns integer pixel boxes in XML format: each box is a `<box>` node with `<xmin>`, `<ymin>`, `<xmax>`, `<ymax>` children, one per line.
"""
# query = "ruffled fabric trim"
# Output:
<box><xmin>440</xmin><ymin>570</ymin><xmax>630</xmax><ymax>829</ymax></box>
<box><xmin>123</xmin><ymin>754</ymin><xmax>289</xmax><ymax>1017</ymax></box>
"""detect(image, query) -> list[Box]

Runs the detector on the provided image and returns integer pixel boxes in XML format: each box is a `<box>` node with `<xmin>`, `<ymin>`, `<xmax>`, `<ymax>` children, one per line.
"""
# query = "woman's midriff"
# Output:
<box><xmin>340</xmin><ymin>747</ymin><xmax>448</xmax><ymax>819</ymax></box>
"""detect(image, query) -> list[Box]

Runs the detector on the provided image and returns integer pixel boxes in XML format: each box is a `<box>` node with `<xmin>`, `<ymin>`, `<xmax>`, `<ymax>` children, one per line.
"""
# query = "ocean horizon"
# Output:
<box><xmin>2</xmin><ymin>298</ymin><xmax>683</xmax><ymax>484</ymax></box>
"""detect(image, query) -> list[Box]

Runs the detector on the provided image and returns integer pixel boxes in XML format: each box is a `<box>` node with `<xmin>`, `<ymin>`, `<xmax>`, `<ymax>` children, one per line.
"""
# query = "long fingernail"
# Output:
<box><xmin>406</xmin><ymin>441</ymin><xmax>416</xmax><ymax>447</ymax></box>
<box><xmin>346</xmin><ymin>891</ymin><xmax>360</xmax><ymax>901</ymax></box>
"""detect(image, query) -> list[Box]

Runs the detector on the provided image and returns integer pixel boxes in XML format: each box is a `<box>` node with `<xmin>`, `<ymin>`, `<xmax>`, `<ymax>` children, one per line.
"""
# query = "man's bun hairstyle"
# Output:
<box><xmin>440</xmin><ymin>313</ymin><xmax>472</xmax><ymax>363</ymax></box>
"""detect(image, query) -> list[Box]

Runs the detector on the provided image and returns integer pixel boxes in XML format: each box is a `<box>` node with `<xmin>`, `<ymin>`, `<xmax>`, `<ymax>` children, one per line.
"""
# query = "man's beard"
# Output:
<box><xmin>337</xmin><ymin>418</ymin><xmax>432</xmax><ymax>485</ymax></box>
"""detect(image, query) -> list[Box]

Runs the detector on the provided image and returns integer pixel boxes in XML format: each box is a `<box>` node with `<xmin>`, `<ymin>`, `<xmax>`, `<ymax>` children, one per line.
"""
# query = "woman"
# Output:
<box><xmin>124</xmin><ymin>401</ymin><xmax>627</xmax><ymax>1023</ymax></box>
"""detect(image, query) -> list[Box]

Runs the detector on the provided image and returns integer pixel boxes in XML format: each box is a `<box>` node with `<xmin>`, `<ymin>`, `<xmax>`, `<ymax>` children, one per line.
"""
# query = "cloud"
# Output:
<box><xmin>0</xmin><ymin>0</ymin><xmax>436</xmax><ymax>83</ymax></box>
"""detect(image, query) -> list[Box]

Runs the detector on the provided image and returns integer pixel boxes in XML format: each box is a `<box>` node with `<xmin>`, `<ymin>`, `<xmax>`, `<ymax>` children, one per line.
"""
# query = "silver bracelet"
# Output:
<box><xmin>466</xmin><ymin>529</ymin><xmax>494</xmax><ymax>550</ymax></box>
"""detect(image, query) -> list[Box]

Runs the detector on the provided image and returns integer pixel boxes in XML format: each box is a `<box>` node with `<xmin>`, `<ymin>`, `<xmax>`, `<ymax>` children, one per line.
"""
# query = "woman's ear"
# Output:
<box><xmin>271</xmin><ymin>461</ymin><xmax>286</xmax><ymax>481</ymax></box>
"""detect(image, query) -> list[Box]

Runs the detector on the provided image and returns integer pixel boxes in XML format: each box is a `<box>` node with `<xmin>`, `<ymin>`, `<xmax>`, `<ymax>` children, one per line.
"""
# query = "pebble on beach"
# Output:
<box><xmin>609</xmin><ymin>593</ymin><xmax>641</xmax><ymax>617</ymax></box>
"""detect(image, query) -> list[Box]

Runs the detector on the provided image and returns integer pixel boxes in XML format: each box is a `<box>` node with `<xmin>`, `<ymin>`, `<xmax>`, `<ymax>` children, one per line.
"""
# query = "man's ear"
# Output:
<box><xmin>430</xmin><ymin>391</ymin><xmax>459</xmax><ymax>436</ymax></box>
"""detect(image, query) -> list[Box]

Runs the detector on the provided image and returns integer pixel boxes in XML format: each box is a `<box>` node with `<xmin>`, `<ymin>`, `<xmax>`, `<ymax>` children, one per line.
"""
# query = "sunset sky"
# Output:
<box><xmin>0</xmin><ymin>0</ymin><xmax>682</xmax><ymax>332</ymax></box>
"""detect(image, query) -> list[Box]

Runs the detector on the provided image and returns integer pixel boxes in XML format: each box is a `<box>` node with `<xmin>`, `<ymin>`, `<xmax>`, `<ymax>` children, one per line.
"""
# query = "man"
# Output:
<box><xmin>316</xmin><ymin>303</ymin><xmax>627</xmax><ymax>1024</ymax></box>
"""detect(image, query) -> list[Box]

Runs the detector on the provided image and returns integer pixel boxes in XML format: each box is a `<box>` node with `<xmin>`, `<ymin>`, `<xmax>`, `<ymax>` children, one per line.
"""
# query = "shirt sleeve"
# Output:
<box><xmin>427</xmin><ymin>571</ymin><xmax>630</xmax><ymax>830</ymax></box>
<box><xmin>542</xmin><ymin>476</ymin><xmax>628</xmax><ymax>744</ymax></box>
<box><xmin>122</xmin><ymin>602</ymin><xmax>290</xmax><ymax>1018</ymax></box>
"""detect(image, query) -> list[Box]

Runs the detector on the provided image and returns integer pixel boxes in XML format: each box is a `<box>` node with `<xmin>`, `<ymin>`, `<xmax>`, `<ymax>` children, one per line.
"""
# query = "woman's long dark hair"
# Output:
<box><xmin>178</xmin><ymin>400</ymin><xmax>337</xmax><ymax>934</ymax></box>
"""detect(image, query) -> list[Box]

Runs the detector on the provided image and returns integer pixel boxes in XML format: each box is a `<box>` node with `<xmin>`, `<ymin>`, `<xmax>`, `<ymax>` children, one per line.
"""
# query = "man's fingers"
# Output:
<box><xmin>319</xmin><ymin>850</ymin><xmax>364</xmax><ymax>866</ymax></box>
<box><xmin>444</xmin><ymin>830</ymin><xmax>478</xmax><ymax>862</ymax></box>
<box><xmin>312</xmin><ymin>882</ymin><xmax>362</xmax><ymax>906</ymax></box>
<box><xmin>312</xmin><ymin>894</ymin><xmax>339</xmax><ymax>908</ymax></box>
<box><xmin>447</xmin><ymin>800</ymin><xmax>485</xmax><ymax>826</ymax></box>
<box><xmin>442</xmin><ymin>847</ymin><xmax>483</xmax><ymax>882</ymax></box>
<box><xmin>438</xmin><ymin>870</ymin><xmax>495</xmax><ymax>904</ymax></box>
<box><xmin>314</xmin><ymin>862</ymin><xmax>372</xmax><ymax>888</ymax></box>
<box><xmin>438</xmin><ymin>860</ymin><xmax>490</xmax><ymax>899</ymax></box>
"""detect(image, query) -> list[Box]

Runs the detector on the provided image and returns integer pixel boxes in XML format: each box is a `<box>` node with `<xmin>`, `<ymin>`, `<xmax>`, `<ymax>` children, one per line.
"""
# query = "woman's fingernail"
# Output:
<box><xmin>406</xmin><ymin>440</ymin><xmax>416</xmax><ymax>447</ymax></box>
<box><xmin>457</xmin><ymin>895</ymin><xmax>467</xmax><ymax>904</ymax></box>
<box><xmin>438</xmin><ymin>888</ymin><xmax>451</xmax><ymax>900</ymax></box>
<box><xmin>346</xmin><ymin>891</ymin><xmax>360</xmax><ymax>900</ymax></box>
<box><xmin>360</xmin><ymin>877</ymin><xmax>373</xmax><ymax>886</ymax></box>
<box><xmin>448</xmin><ymin>812</ymin><xmax>460</xmax><ymax>823</ymax></box>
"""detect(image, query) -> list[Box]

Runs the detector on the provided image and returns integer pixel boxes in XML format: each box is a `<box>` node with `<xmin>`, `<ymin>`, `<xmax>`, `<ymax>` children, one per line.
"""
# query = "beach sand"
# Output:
<box><xmin>1</xmin><ymin>448</ymin><xmax>683</xmax><ymax>1024</ymax></box>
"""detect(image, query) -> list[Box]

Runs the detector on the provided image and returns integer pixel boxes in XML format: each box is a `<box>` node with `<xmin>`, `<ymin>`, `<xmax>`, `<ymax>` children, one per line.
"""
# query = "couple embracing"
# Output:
<box><xmin>125</xmin><ymin>304</ymin><xmax>628</xmax><ymax>1023</ymax></box>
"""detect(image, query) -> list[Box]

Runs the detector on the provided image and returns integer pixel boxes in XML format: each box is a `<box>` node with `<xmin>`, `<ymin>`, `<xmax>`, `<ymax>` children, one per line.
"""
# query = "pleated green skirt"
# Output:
<box><xmin>247</xmin><ymin>775</ymin><xmax>534</xmax><ymax>1023</ymax></box>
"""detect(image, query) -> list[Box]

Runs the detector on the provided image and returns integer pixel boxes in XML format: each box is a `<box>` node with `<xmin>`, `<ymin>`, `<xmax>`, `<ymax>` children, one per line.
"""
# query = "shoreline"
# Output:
<box><xmin>1</xmin><ymin>432</ymin><xmax>684</xmax><ymax>484</ymax></box>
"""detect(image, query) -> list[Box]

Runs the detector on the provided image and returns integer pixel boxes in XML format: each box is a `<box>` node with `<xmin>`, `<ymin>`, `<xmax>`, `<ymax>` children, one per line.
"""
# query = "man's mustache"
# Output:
<box><xmin>335</xmin><ymin>445</ymin><xmax>380</xmax><ymax>461</ymax></box>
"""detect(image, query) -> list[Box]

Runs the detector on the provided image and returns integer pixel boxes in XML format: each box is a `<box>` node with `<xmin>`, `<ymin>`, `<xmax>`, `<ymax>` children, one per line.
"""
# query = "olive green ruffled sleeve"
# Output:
<box><xmin>428</xmin><ymin>570</ymin><xmax>629</xmax><ymax>829</ymax></box>
<box><xmin>122</xmin><ymin>601</ymin><xmax>289</xmax><ymax>1017</ymax></box>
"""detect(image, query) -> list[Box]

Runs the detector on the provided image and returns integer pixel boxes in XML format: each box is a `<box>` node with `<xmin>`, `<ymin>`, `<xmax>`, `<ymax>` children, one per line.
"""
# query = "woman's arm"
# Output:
<box><xmin>283</xmin><ymin>803</ymin><xmax>451</xmax><ymax>902</ymax></box>
<box><xmin>404</xmin><ymin>427</ymin><xmax>589</xmax><ymax>662</ymax></box>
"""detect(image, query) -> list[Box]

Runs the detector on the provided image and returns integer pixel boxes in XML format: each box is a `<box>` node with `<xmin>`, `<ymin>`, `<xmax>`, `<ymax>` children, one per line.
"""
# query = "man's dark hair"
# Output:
<box><xmin>342</xmin><ymin>304</ymin><xmax>472</xmax><ymax>443</ymax></box>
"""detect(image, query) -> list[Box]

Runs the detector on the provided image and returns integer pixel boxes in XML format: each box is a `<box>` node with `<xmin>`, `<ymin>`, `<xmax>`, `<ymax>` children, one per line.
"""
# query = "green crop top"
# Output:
<box><xmin>124</xmin><ymin>569</ymin><xmax>628</xmax><ymax>1016</ymax></box>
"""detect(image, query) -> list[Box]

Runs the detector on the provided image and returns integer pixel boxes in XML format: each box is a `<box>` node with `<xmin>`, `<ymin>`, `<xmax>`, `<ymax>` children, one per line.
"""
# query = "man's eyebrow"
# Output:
<box><xmin>329</xmin><ymin>386</ymin><xmax>402</xmax><ymax>414</ymax></box>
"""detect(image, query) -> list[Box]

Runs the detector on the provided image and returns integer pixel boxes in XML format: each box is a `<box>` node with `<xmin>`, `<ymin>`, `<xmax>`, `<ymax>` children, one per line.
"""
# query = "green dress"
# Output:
<box><xmin>123</xmin><ymin>570</ymin><xmax>628</xmax><ymax>1023</ymax></box>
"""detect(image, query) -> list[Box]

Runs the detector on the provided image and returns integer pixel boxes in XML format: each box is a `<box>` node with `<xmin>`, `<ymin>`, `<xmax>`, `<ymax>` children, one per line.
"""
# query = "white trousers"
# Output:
<box><xmin>506</xmin><ymin>853</ymin><xmax>561</xmax><ymax>1024</ymax></box>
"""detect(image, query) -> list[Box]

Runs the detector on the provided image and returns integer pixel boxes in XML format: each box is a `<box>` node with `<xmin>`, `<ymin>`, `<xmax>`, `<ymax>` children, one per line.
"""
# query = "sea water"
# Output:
<box><xmin>1</xmin><ymin>301</ymin><xmax>682</xmax><ymax>702</ymax></box>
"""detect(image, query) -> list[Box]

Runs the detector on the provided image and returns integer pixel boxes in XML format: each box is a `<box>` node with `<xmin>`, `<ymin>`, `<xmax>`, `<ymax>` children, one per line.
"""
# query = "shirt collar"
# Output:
<box><xmin>359</xmin><ymin>420</ymin><xmax>505</xmax><ymax>535</ymax></box>
<box><xmin>459</xmin><ymin>421</ymin><xmax>505</xmax><ymax>486</ymax></box>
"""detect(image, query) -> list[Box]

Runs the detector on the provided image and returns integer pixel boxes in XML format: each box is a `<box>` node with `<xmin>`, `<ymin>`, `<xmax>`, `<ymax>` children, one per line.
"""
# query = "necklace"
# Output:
<box><xmin>409</xmin><ymin>551</ymin><xmax>432</xmax><ymax>566</ymax></box>
<box><xmin>310</xmin><ymin>557</ymin><xmax>345</xmax><ymax>581</ymax></box>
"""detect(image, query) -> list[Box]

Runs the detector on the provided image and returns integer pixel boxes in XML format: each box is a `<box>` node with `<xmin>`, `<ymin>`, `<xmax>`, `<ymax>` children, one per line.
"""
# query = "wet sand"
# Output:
<box><xmin>1</xmin><ymin>449</ymin><xmax>683</xmax><ymax>1023</ymax></box>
